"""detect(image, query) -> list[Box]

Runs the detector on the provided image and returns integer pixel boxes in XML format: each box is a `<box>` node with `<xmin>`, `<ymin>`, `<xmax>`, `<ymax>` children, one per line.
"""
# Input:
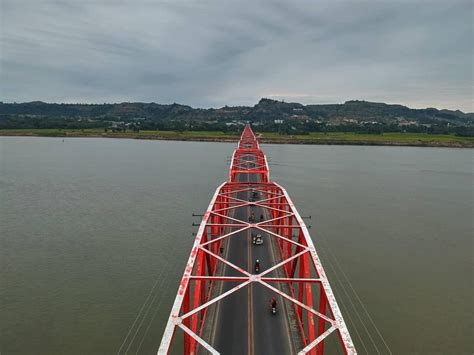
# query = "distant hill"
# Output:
<box><xmin>252</xmin><ymin>99</ymin><xmax>473</xmax><ymax>124</ymax></box>
<box><xmin>0</xmin><ymin>99</ymin><xmax>472</xmax><ymax>135</ymax></box>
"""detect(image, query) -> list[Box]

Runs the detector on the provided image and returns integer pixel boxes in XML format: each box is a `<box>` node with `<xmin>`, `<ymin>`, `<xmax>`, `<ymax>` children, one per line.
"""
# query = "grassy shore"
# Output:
<box><xmin>1</xmin><ymin>128</ymin><xmax>473</xmax><ymax>147</ymax></box>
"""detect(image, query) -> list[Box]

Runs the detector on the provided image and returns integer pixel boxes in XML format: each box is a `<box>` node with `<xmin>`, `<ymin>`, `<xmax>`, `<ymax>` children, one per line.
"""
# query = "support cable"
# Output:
<box><xmin>135</xmin><ymin>272</ymin><xmax>174</xmax><ymax>354</ymax></box>
<box><xmin>117</xmin><ymin>263</ymin><xmax>168</xmax><ymax>354</ymax></box>
<box><xmin>318</xmin><ymin>234</ymin><xmax>392</xmax><ymax>354</ymax></box>
<box><xmin>118</xmin><ymin>233</ymin><xmax>183</xmax><ymax>354</ymax></box>
<box><xmin>124</xmin><ymin>269</ymin><xmax>169</xmax><ymax>354</ymax></box>
<box><xmin>316</xmin><ymin>242</ymin><xmax>371</xmax><ymax>354</ymax></box>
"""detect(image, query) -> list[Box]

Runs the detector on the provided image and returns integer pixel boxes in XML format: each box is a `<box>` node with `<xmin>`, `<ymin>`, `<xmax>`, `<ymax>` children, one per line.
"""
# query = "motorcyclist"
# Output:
<box><xmin>260</xmin><ymin>214</ymin><xmax>264</xmax><ymax>222</ymax></box>
<box><xmin>270</xmin><ymin>297</ymin><xmax>277</xmax><ymax>310</ymax></box>
<box><xmin>254</xmin><ymin>259</ymin><xmax>260</xmax><ymax>273</ymax></box>
<box><xmin>252</xmin><ymin>191</ymin><xmax>258</xmax><ymax>200</ymax></box>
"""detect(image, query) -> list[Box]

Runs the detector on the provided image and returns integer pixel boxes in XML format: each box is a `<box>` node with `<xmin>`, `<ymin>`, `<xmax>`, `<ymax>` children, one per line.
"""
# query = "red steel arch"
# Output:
<box><xmin>158</xmin><ymin>125</ymin><xmax>356</xmax><ymax>355</ymax></box>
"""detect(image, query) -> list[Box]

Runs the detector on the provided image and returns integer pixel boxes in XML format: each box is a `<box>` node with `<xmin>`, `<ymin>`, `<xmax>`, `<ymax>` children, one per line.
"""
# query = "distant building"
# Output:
<box><xmin>398</xmin><ymin>120</ymin><xmax>417</xmax><ymax>127</ymax></box>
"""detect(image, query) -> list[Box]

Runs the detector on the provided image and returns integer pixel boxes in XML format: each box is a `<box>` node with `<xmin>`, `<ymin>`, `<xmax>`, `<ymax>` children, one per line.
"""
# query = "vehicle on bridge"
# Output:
<box><xmin>254</xmin><ymin>259</ymin><xmax>261</xmax><ymax>273</ymax></box>
<box><xmin>251</xmin><ymin>189</ymin><xmax>259</xmax><ymax>201</ymax></box>
<box><xmin>270</xmin><ymin>297</ymin><xmax>277</xmax><ymax>315</ymax></box>
<box><xmin>252</xmin><ymin>233</ymin><xmax>263</xmax><ymax>245</ymax></box>
<box><xmin>249</xmin><ymin>211</ymin><xmax>256</xmax><ymax>222</ymax></box>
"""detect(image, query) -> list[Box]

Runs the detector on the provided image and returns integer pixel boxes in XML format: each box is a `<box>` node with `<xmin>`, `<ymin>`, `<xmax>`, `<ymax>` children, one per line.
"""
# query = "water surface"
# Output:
<box><xmin>1</xmin><ymin>137</ymin><xmax>472</xmax><ymax>354</ymax></box>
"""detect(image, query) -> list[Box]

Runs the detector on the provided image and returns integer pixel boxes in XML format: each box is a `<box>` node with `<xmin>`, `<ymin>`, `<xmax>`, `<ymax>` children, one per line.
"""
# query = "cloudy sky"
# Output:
<box><xmin>0</xmin><ymin>0</ymin><xmax>472</xmax><ymax>111</ymax></box>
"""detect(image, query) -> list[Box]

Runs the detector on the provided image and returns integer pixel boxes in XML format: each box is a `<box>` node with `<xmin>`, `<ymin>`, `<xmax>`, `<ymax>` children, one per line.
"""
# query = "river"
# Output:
<box><xmin>0</xmin><ymin>137</ymin><xmax>472</xmax><ymax>354</ymax></box>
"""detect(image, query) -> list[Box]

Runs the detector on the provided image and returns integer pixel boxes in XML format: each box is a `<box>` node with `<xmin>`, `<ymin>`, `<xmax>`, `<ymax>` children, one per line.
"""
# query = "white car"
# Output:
<box><xmin>252</xmin><ymin>234</ymin><xmax>263</xmax><ymax>245</ymax></box>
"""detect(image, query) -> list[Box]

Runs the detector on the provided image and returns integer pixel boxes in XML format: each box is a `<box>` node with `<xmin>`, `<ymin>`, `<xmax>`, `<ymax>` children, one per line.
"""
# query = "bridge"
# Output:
<box><xmin>158</xmin><ymin>126</ymin><xmax>356</xmax><ymax>354</ymax></box>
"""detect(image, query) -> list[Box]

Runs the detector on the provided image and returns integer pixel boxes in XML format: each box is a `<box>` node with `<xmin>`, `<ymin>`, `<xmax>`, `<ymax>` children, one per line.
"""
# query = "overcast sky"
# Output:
<box><xmin>0</xmin><ymin>0</ymin><xmax>472</xmax><ymax>111</ymax></box>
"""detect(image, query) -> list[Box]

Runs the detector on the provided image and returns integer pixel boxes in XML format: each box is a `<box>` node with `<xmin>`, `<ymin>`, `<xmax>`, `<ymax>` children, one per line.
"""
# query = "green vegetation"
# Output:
<box><xmin>0</xmin><ymin>128</ymin><xmax>103</xmax><ymax>137</ymax></box>
<box><xmin>260</xmin><ymin>132</ymin><xmax>474</xmax><ymax>146</ymax></box>
<box><xmin>0</xmin><ymin>129</ymin><xmax>242</xmax><ymax>140</ymax></box>
<box><xmin>1</xmin><ymin>98</ymin><xmax>472</xmax><ymax>147</ymax></box>
<box><xmin>1</xmin><ymin>129</ymin><xmax>472</xmax><ymax>147</ymax></box>
<box><xmin>1</xmin><ymin>99</ymin><xmax>473</xmax><ymax>137</ymax></box>
<box><xmin>149</xmin><ymin>130</ymin><xmax>239</xmax><ymax>138</ymax></box>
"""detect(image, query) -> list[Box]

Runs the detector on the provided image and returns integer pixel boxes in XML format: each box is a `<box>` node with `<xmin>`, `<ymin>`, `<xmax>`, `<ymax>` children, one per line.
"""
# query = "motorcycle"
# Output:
<box><xmin>270</xmin><ymin>299</ymin><xmax>277</xmax><ymax>315</ymax></box>
<box><xmin>252</xmin><ymin>191</ymin><xmax>258</xmax><ymax>201</ymax></box>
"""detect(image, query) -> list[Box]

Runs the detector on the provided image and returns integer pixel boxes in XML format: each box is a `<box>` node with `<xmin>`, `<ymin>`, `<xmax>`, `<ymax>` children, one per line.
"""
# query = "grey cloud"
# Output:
<box><xmin>0</xmin><ymin>0</ymin><xmax>472</xmax><ymax>111</ymax></box>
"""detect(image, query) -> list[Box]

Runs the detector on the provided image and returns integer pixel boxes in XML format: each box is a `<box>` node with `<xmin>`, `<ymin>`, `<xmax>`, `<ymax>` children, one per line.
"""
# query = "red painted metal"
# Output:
<box><xmin>158</xmin><ymin>125</ymin><xmax>356</xmax><ymax>354</ymax></box>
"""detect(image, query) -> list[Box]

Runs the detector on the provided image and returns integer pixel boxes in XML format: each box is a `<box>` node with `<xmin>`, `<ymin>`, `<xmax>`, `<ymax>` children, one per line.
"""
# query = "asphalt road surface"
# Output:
<box><xmin>210</xmin><ymin>162</ymin><xmax>295</xmax><ymax>354</ymax></box>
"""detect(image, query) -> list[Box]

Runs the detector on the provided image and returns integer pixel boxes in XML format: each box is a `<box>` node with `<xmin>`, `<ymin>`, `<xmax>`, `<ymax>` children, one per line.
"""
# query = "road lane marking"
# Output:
<box><xmin>247</xmin><ymin>227</ymin><xmax>252</xmax><ymax>355</ymax></box>
<box><xmin>209</xmin><ymin>187</ymin><xmax>236</xmax><ymax>348</ymax></box>
<box><xmin>246</xmin><ymin>171</ymin><xmax>254</xmax><ymax>355</ymax></box>
<box><xmin>248</xmin><ymin>162</ymin><xmax>258</xmax><ymax>355</ymax></box>
<box><xmin>248</xmin><ymin>217</ymin><xmax>255</xmax><ymax>355</ymax></box>
<box><xmin>267</xmin><ymin>214</ymin><xmax>296</xmax><ymax>354</ymax></box>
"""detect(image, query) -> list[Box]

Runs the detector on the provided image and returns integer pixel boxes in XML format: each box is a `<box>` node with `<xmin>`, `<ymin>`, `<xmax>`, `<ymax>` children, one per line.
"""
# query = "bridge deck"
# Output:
<box><xmin>207</xmin><ymin>166</ymin><xmax>298</xmax><ymax>354</ymax></box>
<box><xmin>158</xmin><ymin>125</ymin><xmax>356</xmax><ymax>355</ymax></box>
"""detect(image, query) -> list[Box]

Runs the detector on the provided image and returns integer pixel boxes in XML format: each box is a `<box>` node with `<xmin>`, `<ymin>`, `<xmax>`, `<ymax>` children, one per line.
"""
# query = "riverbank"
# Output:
<box><xmin>1</xmin><ymin>129</ymin><xmax>473</xmax><ymax>147</ymax></box>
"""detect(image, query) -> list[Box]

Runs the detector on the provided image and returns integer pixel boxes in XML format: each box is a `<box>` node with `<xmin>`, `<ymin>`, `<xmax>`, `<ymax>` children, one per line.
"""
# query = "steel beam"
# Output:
<box><xmin>158</xmin><ymin>125</ymin><xmax>356</xmax><ymax>355</ymax></box>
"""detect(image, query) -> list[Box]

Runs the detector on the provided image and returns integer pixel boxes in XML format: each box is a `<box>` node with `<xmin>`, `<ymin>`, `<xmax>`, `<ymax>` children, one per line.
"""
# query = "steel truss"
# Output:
<box><xmin>158</xmin><ymin>126</ymin><xmax>356</xmax><ymax>354</ymax></box>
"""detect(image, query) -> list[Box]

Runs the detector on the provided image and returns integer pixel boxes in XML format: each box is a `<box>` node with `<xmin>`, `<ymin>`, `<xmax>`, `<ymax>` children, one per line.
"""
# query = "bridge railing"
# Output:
<box><xmin>158</xmin><ymin>126</ymin><xmax>355</xmax><ymax>355</ymax></box>
<box><xmin>229</xmin><ymin>125</ymin><xmax>269</xmax><ymax>183</ymax></box>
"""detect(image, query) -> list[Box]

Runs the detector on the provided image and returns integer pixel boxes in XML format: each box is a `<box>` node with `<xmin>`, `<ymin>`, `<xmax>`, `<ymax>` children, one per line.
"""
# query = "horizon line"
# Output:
<box><xmin>0</xmin><ymin>98</ymin><xmax>471</xmax><ymax>115</ymax></box>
